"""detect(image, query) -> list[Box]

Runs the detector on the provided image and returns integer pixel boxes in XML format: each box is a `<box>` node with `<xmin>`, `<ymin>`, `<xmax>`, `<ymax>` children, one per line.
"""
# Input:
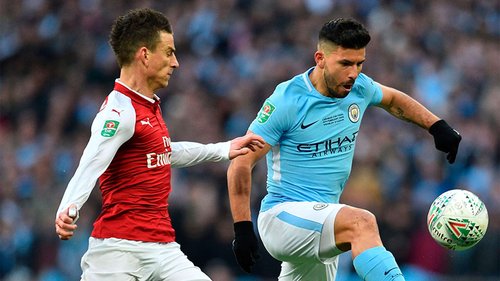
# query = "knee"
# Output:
<box><xmin>336</xmin><ymin>207</ymin><xmax>379</xmax><ymax>238</ymax></box>
<box><xmin>350</xmin><ymin>208</ymin><xmax>378</xmax><ymax>235</ymax></box>
<box><xmin>334</xmin><ymin>207</ymin><xmax>383</xmax><ymax>254</ymax></box>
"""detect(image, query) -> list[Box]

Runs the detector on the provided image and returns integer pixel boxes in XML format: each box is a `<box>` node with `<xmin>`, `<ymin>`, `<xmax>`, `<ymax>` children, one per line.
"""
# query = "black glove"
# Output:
<box><xmin>232</xmin><ymin>221</ymin><xmax>260</xmax><ymax>273</ymax></box>
<box><xmin>429</xmin><ymin>119</ymin><xmax>461</xmax><ymax>164</ymax></box>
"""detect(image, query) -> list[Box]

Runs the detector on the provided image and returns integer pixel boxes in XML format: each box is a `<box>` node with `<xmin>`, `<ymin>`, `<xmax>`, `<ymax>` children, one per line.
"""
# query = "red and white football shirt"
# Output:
<box><xmin>57</xmin><ymin>80</ymin><xmax>230</xmax><ymax>242</ymax></box>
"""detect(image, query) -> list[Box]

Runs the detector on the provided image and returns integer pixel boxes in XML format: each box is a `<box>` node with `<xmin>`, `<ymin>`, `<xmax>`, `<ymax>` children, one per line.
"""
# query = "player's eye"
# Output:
<box><xmin>339</xmin><ymin>60</ymin><xmax>355</xmax><ymax>67</ymax></box>
<box><xmin>165</xmin><ymin>48</ymin><xmax>175</xmax><ymax>57</ymax></box>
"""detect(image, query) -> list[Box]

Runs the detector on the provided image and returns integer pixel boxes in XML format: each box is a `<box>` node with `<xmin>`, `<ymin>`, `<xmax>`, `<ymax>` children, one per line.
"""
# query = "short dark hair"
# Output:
<box><xmin>109</xmin><ymin>8</ymin><xmax>172</xmax><ymax>67</ymax></box>
<box><xmin>319</xmin><ymin>18</ymin><xmax>371</xmax><ymax>49</ymax></box>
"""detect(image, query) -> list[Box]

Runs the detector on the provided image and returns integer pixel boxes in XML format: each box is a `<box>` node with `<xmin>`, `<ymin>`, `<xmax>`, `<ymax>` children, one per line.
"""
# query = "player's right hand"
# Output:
<box><xmin>55</xmin><ymin>204</ymin><xmax>78</xmax><ymax>240</ymax></box>
<box><xmin>232</xmin><ymin>221</ymin><xmax>260</xmax><ymax>273</ymax></box>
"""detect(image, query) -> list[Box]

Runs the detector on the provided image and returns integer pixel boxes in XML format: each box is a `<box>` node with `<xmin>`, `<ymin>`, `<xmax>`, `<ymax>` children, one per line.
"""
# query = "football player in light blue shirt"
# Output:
<box><xmin>254</xmin><ymin>70</ymin><xmax>381</xmax><ymax>212</ymax></box>
<box><xmin>227</xmin><ymin>18</ymin><xmax>461</xmax><ymax>280</ymax></box>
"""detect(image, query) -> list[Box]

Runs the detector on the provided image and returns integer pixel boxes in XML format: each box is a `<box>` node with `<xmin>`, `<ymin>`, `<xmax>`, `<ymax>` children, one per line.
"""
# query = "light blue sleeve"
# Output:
<box><xmin>357</xmin><ymin>73</ymin><xmax>383</xmax><ymax>105</ymax></box>
<box><xmin>249</xmin><ymin>88</ymin><xmax>295</xmax><ymax>146</ymax></box>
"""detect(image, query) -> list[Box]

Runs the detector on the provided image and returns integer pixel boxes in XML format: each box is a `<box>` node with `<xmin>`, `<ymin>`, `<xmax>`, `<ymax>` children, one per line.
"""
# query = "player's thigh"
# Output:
<box><xmin>279</xmin><ymin>259</ymin><xmax>338</xmax><ymax>281</ymax></box>
<box><xmin>157</xmin><ymin>242</ymin><xmax>211</xmax><ymax>281</ymax></box>
<box><xmin>258</xmin><ymin>202</ymin><xmax>344</xmax><ymax>263</ymax></box>
<box><xmin>81</xmin><ymin>238</ymin><xmax>150</xmax><ymax>281</ymax></box>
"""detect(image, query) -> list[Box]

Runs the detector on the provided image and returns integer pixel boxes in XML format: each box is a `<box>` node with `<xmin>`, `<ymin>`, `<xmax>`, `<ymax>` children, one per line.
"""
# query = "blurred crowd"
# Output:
<box><xmin>0</xmin><ymin>0</ymin><xmax>498</xmax><ymax>280</ymax></box>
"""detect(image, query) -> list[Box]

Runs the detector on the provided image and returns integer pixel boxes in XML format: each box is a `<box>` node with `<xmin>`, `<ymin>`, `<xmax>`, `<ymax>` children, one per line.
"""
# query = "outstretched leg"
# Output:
<box><xmin>334</xmin><ymin>206</ymin><xmax>405</xmax><ymax>281</ymax></box>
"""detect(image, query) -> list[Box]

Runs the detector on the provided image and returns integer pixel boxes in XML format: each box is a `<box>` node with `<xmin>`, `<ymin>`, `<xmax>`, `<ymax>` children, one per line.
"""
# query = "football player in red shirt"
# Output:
<box><xmin>54</xmin><ymin>8</ymin><xmax>264</xmax><ymax>281</ymax></box>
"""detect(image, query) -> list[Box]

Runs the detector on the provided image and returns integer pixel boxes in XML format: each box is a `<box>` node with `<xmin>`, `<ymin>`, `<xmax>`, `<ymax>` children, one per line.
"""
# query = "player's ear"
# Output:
<box><xmin>137</xmin><ymin>47</ymin><xmax>149</xmax><ymax>67</ymax></box>
<box><xmin>314</xmin><ymin>51</ymin><xmax>325</xmax><ymax>68</ymax></box>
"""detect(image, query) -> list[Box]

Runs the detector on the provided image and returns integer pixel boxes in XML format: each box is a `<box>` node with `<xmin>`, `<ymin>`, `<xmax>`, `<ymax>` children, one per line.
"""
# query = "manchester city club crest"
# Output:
<box><xmin>348</xmin><ymin>104</ymin><xmax>360</xmax><ymax>123</ymax></box>
<box><xmin>313</xmin><ymin>203</ymin><xmax>329</xmax><ymax>211</ymax></box>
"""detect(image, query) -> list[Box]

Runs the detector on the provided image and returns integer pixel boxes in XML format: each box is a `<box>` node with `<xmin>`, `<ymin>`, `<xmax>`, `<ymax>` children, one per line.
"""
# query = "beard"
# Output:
<box><xmin>323</xmin><ymin>71</ymin><xmax>349</xmax><ymax>98</ymax></box>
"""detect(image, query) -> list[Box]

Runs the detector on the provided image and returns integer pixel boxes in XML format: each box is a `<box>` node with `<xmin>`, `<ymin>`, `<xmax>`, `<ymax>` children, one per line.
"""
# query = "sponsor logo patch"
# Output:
<box><xmin>300</xmin><ymin>119</ymin><xmax>319</xmax><ymax>129</ymax></box>
<box><xmin>257</xmin><ymin>101</ymin><xmax>276</xmax><ymax>123</ymax></box>
<box><xmin>101</xmin><ymin>120</ymin><xmax>119</xmax><ymax>137</ymax></box>
<box><xmin>140</xmin><ymin>118</ymin><xmax>153</xmax><ymax>127</ymax></box>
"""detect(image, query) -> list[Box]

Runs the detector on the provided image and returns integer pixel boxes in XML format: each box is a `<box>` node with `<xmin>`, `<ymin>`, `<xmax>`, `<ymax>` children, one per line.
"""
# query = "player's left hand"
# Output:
<box><xmin>429</xmin><ymin>119</ymin><xmax>461</xmax><ymax>164</ymax></box>
<box><xmin>232</xmin><ymin>221</ymin><xmax>260</xmax><ymax>273</ymax></box>
<box><xmin>229</xmin><ymin>133</ymin><xmax>265</xmax><ymax>159</ymax></box>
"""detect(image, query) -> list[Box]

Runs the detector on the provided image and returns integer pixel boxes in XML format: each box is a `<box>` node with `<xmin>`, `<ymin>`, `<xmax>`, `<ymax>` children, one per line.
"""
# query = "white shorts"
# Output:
<box><xmin>80</xmin><ymin>237</ymin><xmax>211</xmax><ymax>281</ymax></box>
<box><xmin>257</xmin><ymin>202</ymin><xmax>345</xmax><ymax>281</ymax></box>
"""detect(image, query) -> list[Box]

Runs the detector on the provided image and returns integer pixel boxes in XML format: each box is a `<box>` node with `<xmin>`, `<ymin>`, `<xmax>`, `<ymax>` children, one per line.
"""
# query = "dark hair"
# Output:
<box><xmin>319</xmin><ymin>18</ymin><xmax>371</xmax><ymax>49</ymax></box>
<box><xmin>109</xmin><ymin>8</ymin><xmax>172</xmax><ymax>67</ymax></box>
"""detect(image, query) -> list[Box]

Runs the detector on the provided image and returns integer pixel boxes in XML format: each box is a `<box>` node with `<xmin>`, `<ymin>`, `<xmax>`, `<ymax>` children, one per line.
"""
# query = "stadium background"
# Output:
<box><xmin>0</xmin><ymin>0</ymin><xmax>498</xmax><ymax>280</ymax></box>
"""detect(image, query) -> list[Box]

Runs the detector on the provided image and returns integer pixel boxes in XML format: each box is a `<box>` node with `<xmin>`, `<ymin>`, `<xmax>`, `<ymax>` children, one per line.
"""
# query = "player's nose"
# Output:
<box><xmin>171</xmin><ymin>53</ymin><xmax>179</xmax><ymax>68</ymax></box>
<box><xmin>347</xmin><ymin>65</ymin><xmax>359</xmax><ymax>80</ymax></box>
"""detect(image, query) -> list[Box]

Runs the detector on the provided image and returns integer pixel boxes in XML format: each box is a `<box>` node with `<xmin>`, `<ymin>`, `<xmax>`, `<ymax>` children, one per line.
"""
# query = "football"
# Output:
<box><xmin>427</xmin><ymin>189</ymin><xmax>488</xmax><ymax>251</ymax></box>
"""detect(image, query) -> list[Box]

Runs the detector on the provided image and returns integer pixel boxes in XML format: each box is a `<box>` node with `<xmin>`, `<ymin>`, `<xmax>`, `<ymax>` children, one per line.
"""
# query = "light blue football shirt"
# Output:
<box><xmin>249</xmin><ymin>67</ymin><xmax>383</xmax><ymax>212</ymax></box>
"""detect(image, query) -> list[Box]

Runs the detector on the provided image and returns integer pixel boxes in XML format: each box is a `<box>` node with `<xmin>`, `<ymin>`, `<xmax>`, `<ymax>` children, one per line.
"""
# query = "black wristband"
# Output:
<box><xmin>234</xmin><ymin>221</ymin><xmax>253</xmax><ymax>235</ymax></box>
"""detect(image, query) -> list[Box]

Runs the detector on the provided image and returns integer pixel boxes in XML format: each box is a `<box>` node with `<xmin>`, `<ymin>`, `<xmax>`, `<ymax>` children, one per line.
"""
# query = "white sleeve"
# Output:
<box><xmin>55</xmin><ymin>97</ymin><xmax>135</xmax><ymax>218</ymax></box>
<box><xmin>170</xmin><ymin>141</ymin><xmax>231</xmax><ymax>168</ymax></box>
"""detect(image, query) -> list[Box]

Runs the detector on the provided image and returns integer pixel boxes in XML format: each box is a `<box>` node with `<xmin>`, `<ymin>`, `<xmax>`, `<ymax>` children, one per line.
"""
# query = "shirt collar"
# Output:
<box><xmin>114</xmin><ymin>79</ymin><xmax>160</xmax><ymax>104</ymax></box>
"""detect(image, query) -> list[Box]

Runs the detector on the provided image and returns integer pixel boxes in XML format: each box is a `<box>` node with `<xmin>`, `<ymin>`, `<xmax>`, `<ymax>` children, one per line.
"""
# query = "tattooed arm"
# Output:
<box><xmin>376</xmin><ymin>83</ymin><xmax>439</xmax><ymax>130</ymax></box>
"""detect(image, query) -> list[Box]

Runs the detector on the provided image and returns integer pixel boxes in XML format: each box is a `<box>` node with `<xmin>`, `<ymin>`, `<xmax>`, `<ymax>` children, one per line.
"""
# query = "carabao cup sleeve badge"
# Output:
<box><xmin>257</xmin><ymin>101</ymin><xmax>276</xmax><ymax>123</ymax></box>
<box><xmin>101</xmin><ymin>120</ymin><xmax>120</xmax><ymax>137</ymax></box>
